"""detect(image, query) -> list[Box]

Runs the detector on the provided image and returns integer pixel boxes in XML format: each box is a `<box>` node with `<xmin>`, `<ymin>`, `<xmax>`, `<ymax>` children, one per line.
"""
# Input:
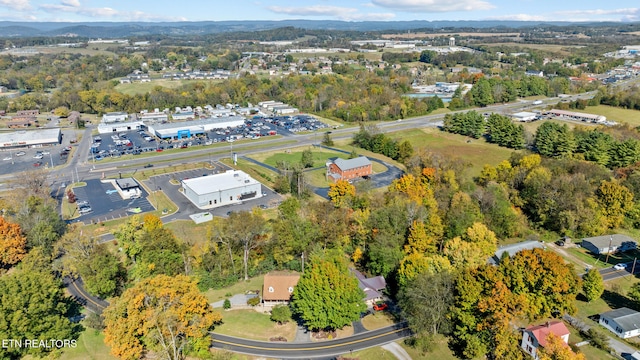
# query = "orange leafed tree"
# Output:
<box><xmin>539</xmin><ymin>333</ymin><xmax>586</xmax><ymax>360</ymax></box>
<box><xmin>0</xmin><ymin>216</ymin><xmax>27</xmax><ymax>266</ymax></box>
<box><xmin>103</xmin><ymin>274</ymin><xmax>222</xmax><ymax>360</ymax></box>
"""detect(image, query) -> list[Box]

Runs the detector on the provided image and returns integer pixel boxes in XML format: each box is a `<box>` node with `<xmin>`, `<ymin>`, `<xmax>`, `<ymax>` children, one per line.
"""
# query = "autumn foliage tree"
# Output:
<box><xmin>0</xmin><ymin>216</ymin><xmax>27</xmax><ymax>267</ymax></box>
<box><xmin>103</xmin><ymin>274</ymin><xmax>221</xmax><ymax>360</ymax></box>
<box><xmin>328</xmin><ymin>179</ymin><xmax>356</xmax><ymax>208</ymax></box>
<box><xmin>582</xmin><ymin>268</ymin><xmax>604</xmax><ymax>302</ymax></box>
<box><xmin>538</xmin><ymin>333</ymin><xmax>586</xmax><ymax>360</ymax></box>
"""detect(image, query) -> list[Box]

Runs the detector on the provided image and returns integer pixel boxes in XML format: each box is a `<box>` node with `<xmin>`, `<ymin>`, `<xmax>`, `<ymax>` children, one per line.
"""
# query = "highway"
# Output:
<box><xmin>210</xmin><ymin>322</ymin><xmax>412</xmax><ymax>359</ymax></box>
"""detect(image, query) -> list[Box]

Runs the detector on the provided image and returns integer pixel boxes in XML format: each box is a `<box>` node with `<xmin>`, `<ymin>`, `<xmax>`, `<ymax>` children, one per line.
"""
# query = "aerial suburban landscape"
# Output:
<box><xmin>3</xmin><ymin>1</ymin><xmax>640</xmax><ymax>360</ymax></box>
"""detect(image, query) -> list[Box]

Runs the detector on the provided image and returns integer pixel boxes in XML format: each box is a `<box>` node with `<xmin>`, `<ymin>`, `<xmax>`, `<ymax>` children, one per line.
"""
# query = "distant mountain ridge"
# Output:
<box><xmin>0</xmin><ymin>20</ymin><xmax>625</xmax><ymax>38</ymax></box>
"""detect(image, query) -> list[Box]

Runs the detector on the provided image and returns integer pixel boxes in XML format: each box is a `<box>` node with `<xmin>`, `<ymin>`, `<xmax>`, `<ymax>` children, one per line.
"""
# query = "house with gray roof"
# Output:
<box><xmin>488</xmin><ymin>240</ymin><xmax>546</xmax><ymax>265</ymax></box>
<box><xmin>599</xmin><ymin>307</ymin><xmax>640</xmax><ymax>338</ymax></box>
<box><xmin>350</xmin><ymin>268</ymin><xmax>386</xmax><ymax>306</ymax></box>
<box><xmin>581</xmin><ymin>234</ymin><xmax>637</xmax><ymax>255</ymax></box>
<box><xmin>326</xmin><ymin>156</ymin><xmax>372</xmax><ymax>183</ymax></box>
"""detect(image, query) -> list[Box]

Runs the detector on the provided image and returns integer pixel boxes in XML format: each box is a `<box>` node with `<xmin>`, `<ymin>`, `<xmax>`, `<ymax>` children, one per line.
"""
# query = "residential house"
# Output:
<box><xmin>326</xmin><ymin>156</ymin><xmax>373</xmax><ymax>183</ymax></box>
<box><xmin>581</xmin><ymin>234</ymin><xmax>637</xmax><ymax>255</ymax></box>
<box><xmin>350</xmin><ymin>268</ymin><xmax>386</xmax><ymax>307</ymax></box>
<box><xmin>489</xmin><ymin>240</ymin><xmax>545</xmax><ymax>265</ymax></box>
<box><xmin>16</xmin><ymin>109</ymin><xmax>39</xmax><ymax>116</ymax></box>
<box><xmin>262</xmin><ymin>271</ymin><xmax>300</xmax><ymax>306</ymax></box>
<box><xmin>526</xmin><ymin>70</ymin><xmax>545</xmax><ymax>77</ymax></box>
<box><xmin>521</xmin><ymin>321</ymin><xmax>570</xmax><ymax>359</ymax></box>
<box><xmin>599</xmin><ymin>307</ymin><xmax>640</xmax><ymax>338</ymax></box>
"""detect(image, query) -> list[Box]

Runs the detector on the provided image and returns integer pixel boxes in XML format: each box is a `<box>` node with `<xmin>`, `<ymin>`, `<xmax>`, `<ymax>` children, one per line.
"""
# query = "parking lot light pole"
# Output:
<box><xmin>49</xmin><ymin>152</ymin><xmax>53</xmax><ymax>168</ymax></box>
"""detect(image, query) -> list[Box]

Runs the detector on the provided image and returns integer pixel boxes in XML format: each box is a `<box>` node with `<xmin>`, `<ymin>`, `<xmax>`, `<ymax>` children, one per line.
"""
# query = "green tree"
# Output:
<box><xmin>596</xmin><ymin>180</ymin><xmax>634</xmax><ymax>229</ymax></box>
<box><xmin>0</xmin><ymin>266</ymin><xmax>80</xmax><ymax>360</ymax></box>
<box><xmin>399</xmin><ymin>271</ymin><xmax>454</xmax><ymax>335</ymax></box>
<box><xmin>534</xmin><ymin>122</ymin><xmax>576</xmax><ymax>158</ymax></box>
<box><xmin>301</xmin><ymin>148</ymin><xmax>314</xmax><ymax>168</ymax></box>
<box><xmin>582</xmin><ymin>268</ymin><xmax>604</xmax><ymax>302</ymax></box>
<box><xmin>103</xmin><ymin>274</ymin><xmax>222</xmax><ymax>360</ymax></box>
<box><xmin>291</xmin><ymin>254</ymin><xmax>365</xmax><ymax>331</ymax></box>
<box><xmin>78</xmin><ymin>245</ymin><xmax>126</xmax><ymax>298</ymax></box>
<box><xmin>321</xmin><ymin>132</ymin><xmax>334</xmax><ymax>146</ymax></box>
<box><xmin>270</xmin><ymin>304</ymin><xmax>292</xmax><ymax>324</ymax></box>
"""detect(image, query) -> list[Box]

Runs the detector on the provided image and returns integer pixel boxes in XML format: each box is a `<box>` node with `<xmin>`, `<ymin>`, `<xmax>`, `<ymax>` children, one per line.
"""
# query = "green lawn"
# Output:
<box><xmin>584</xmin><ymin>105</ymin><xmax>640</xmax><ymax>126</ymax></box>
<box><xmin>567</xmin><ymin>325</ymin><xmax>617</xmax><ymax>360</ymax></box>
<box><xmin>568</xmin><ymin>247</ymin><xmax>640</xmax><ymax>269</ymax></box>
<box><xmin>212</xmin><ymin>309</ymin><xmax>297</xmax><ymax>341</ymax></box>
<box><xmin>361</xmin><ymin>312</ymin><xmax>396</xmax><ymax>330</ymax></box>
<box><xmin>114</xmin><ymin>79</ymin><xmax>202</xmax><ymax>95</ymax></box>
<box><xmin>575</xmin><ymin>276</ymin><xmax>640</xmax><ymax>323</ymax></box>
<box><xmin>165</xmin><ymin>219</ymin><xmax>210</xmax><ymax>245</ymax></box>
<box><xmin>259</xmin><ymin>148</ymin><xmax>345</xmax><ymax>168</ymax></box>
<box><xmin>386</xmin><ymin>127</ymin><xmax>514</xmax><ymax>178</ymax></box>
<box><xmin>204</xmin><ymin>276</ymin><xmax>264</xmax><ymax>303</ymax></box>
<box><xmin>58</xmin><ymin>329</ymin><xmax>116</xmax><ymax>360</ymax></box>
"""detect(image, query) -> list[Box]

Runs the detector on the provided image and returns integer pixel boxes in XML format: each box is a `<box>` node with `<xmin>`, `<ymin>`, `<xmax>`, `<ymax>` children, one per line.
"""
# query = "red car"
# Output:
<box><xmin>373</xmin><ymin>303</ymin><xmax>388</xmax><ymax>311</ymax></box>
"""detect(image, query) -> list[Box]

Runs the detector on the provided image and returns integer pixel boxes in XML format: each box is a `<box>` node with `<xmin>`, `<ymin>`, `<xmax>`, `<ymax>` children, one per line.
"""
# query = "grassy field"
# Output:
<box><xmin>575</xmin><ymin>275</ymin><xmax>640</xmax><ymax>329</ymax></box>
<box><xmin>566</xmin><ymin>325</ymin><xmax>617</xmax><ymax>360</ymax></box>
<box><xmin>164</xmin><ymin>219</ymin><xmax>210</xmax><ymax>245</ymax></box>
<box><xmin>115</xmin><ymin>79</ymin><xmax>201</xmax><ymax>95</ymax></box>
<box><xmin>258</xmin><ymin>148</ymin><xmax>344</xmax><ymax>168</ymax></box>
<box><xmin>386</xmin><ymin>127</ymin><xmax>514</xmax><ymax>177</ymax></box>
<box><xmin>204</xmin><ymin>276</ymin><xmax>264</xmax><ymax>303</ymax></box>
<box><xmin>61</xmin><ymin>182</ymin><xmax>87</xmax><ymax>220</ymax></box>
<box><xmin>583</xmin><ymin>105</ymin><xmax>640</xmax><ymax>126</ymax></box>
<box><xmin>212</xmin><ymin>309</ymin><xmax>297</xmax><ymax>341</ymax></box>
<box><xmin>361</xmin><ymin>311</ymin><xmax>396</xmax><ymax>330</ymax></box>
<box><xmin>220</xmin><ymin>157</ymin><xmax>280</xmax><ymax>188</ymax></box>
<box><xmin>567</xmin><ymin>247</ymin><xmax>640</xmax><ymax>270</ymax></box>
<box><xmin>57</xmin><ymin>329</ymin><xmax>116</xmax><ymax>360</ymax></box>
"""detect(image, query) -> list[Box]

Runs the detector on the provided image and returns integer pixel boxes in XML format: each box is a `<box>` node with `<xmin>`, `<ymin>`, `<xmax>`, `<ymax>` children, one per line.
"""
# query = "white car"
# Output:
<box><xmin>614</xmin><ymin>263</ymin><xmax>627</xmax><ymax>271</ymax></box>
<box><xmin>3</xmin><ymin>156</ymin><xmax>12</xmax><ymax>161</ymax></box>
<box><xmin>15</xmin><ymin>151</ymin><xmax>26</xmax><ymax>156</ymax></box>
<box><xmin>33</xmin><ymin>154</ymin><xmax>43</xmax><ymax>159</ymax></box>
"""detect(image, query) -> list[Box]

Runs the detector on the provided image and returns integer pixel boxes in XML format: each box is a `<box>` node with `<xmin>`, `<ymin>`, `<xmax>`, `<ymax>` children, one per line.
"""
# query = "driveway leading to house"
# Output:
<box><xmin>382</xmin><ymin>342</ymin><xmax>412</xmax><ymax>360</ymax></box>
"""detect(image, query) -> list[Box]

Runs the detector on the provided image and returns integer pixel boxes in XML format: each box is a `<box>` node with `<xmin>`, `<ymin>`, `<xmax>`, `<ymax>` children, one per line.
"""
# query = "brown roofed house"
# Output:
<box><xmin>262</xmin><ymin>271</ymin><xmax>300</xmax><ymax>305</ymax></box>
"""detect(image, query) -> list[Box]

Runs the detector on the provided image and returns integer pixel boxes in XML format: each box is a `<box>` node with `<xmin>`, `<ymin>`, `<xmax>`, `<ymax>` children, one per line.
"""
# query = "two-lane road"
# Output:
<box><xmin>210</xmin><ymin>322</ymin><xmax>412</xmax><ymax>359</ymax></box>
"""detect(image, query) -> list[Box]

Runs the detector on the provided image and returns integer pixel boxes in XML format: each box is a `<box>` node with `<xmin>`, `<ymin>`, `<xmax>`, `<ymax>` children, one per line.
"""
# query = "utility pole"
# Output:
<box><xmin>301</xmin><ymin>253</ymin><xmax>304</xmax><ymax>273</ymax></box>
<box><xmin>605</xmin><ymin>235</ymin><xmax>613</xmax><ymax>265</ymax></box>
<box><xmin>632</xmin><ymin>258</ymin><xmax>638</xmax><ymax>277</ymax></box>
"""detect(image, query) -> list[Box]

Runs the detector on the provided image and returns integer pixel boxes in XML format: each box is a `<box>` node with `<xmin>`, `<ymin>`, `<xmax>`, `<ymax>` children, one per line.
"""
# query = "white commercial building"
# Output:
<box><xmin>147</xmin><ymin>116</ymin><xmax>245</xmax><ymax>139</ymax></box>
<box><xmin>97</xmin><ymin>121</ymin><xmax>144</xmax><ymax>134</ymax></box>
<box><xmin>0</xmin><ymin>128</ymin><xmax>62</xmax><ymax>149</ymax></box>
<box><xmin>101</xmin><ymin>112</ymin><xmax>129</xmax><ymax>123</ymax></box>
<box><xmin>181</xmin><ymin>170</ymin><xmax>263</xmax><ymax>209</ymax></box>
<box><xmin>511</xmin><ymin>111</ymin><xmax>538</xmax><ymax>122</ymax></box>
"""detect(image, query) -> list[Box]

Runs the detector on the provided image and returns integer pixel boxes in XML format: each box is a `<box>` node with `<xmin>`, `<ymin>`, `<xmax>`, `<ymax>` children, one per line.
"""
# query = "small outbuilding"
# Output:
<box><xmin>581</xmin><ymin>234</ymin><xmax>637</xmax><ymax>255</ymax></box>
<box><xmin>115</xmin><ymin>178</ymin><xmax>142</xmax><ymax>199</ymax></box>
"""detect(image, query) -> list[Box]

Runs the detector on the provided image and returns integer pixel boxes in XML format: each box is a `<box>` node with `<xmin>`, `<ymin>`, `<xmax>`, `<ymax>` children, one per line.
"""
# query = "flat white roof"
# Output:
<box><xmin>183</xmin><ymin>170</ymin><xmax>260</xmax><ymax>195</ymax></box>
<box><xmin>512</xmin><ymin>111</ymin><xmax>537</xmax><ymax>118</ymax></box>
<box><xmin>0</xmin><ymin>128</ymin><xmax>60</xmax><ymax>146</ymax></box>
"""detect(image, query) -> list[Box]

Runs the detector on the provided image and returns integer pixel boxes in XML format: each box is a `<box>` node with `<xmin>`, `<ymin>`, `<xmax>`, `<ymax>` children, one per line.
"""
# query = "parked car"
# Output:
<box><xmin>555</xmin><ymin>240</ymin><xmax>565</xmax><ymax>247</ymax></box>
<box><xmin>15</xmin><ymin>151</ymin><xmax>26</xmax><ymax>156</ymax></box>
<box><xmin>144</xmin><ymin>164</ymin><xmax>154</xmax><ymax>168</ymax></box>
<box><xmin>373</xmin><ymin>302</ymin><xmax>388</xmax><ymax>311</ymax></box>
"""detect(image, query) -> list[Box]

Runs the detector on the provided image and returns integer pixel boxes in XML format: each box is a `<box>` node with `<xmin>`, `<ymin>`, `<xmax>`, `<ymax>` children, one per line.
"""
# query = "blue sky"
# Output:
<box><xmin>1</xmin><ymin>0</ymin><xmax>638</xmax><ymax>23</ymax></box>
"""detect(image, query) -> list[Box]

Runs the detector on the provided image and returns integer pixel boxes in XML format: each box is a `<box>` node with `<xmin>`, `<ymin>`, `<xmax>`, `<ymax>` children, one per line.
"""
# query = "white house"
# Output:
<box><xmin>101</xmin><ymin>112</ymin><xmax>129</xmax><ymax>123</ymax></box>
<box><xmin>521</xmin><ymin>321</ymin><xmax>570</xmax><ymax>359</ymax></box>
<box><xmin>599</xmin><ymin>307</ymin><xmax>640</xmax><ymax>339</ymax></box>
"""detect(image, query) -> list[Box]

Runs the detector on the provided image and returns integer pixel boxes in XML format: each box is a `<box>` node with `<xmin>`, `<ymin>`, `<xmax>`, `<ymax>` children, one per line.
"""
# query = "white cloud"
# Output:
<box><xmin>267</xmin><ymin>5</ymin><xmax>359</xmax><ymax>17</ymax></box>
<box><xmin>39</xmin><ymin>3</ymin><xmax>186</xmax><ymax>21</ymax></box>
<box><xmin>486</xmin><ymin>14</ymin><xmax>545</xmax><ymax>21</ymax></box>
<box><xmin>60</xmin><ymin>0</ymin><xmax>80</xmax><ymax>7</ymax></box>
<box><xmin>371</xmin><ymin>0</ymin><xmax>495</xmax><ymax>13</ymax></box>
<box><xmin>555</xmin><ymin>8</ymin><xmax>638</xmax><ymax>17</ymax></box>
<box><xmin>0</xmin><ymin>0</ymin><xmax>31</xmax><ymax>11</ymax></box>
<box><xmin>266</xmin><ymin>5</ymin><xmax>394</xmax><ymax>21</ymax></box>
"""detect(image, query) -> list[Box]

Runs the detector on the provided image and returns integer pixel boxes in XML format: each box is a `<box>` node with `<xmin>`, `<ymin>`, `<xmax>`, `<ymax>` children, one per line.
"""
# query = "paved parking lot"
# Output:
<box><xmin>145</xmin><ymin>164</ymin><xmax>280</xmax><ymax>220</ymax></box>
<box><xmin>69</xmin><ymin>179</ymin><xmax>153</xmax><ymax>224</ymax></box>
<box><xmin>0</xmin><ymin>142</ymin><xmax>71</xmax><ymax>175</ymax></box>
<box><xmin>86</xmin><ymin>115</ymin><xmax>331</xmax><ymax>161</ymax></box>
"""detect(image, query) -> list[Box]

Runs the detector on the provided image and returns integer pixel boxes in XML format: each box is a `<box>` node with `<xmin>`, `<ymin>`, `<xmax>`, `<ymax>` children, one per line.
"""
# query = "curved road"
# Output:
<box><xmin>210</xmin><ymin>322</ymin><xmax>412</xmax><ymax>359</ymax></box>
<box><xmin>63</xmin><ymin>276</ymin><xmax>109</xmax><ymax>313</ymax></box>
